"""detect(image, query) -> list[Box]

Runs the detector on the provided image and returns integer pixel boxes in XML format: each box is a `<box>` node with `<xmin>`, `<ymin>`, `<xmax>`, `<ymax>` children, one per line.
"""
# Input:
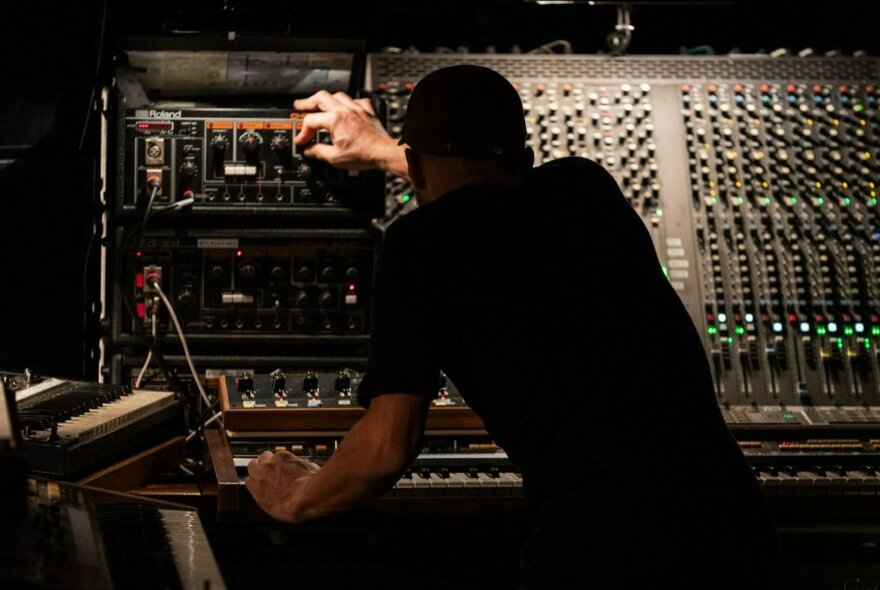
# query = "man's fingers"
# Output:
<box><xmin>247</xmin><ymin>458</ymin><xmax>261</xmax><ymax>478</ymax></box>
<box><xmin>294</xmin><ymin>111</ymin><xmax>337</xmax><ymax>145</ymax></box>
<box><xmin>332</xmin><ymin>92</ymin><xmax>363</xmax><ymax>111</ymax></box>
<box><xmin>294</xmin><ymin>90</ymin><xmax>358</xmax><ymax>112</ymax></box>
<box><xmin>354</xmin><ymin>98</ymin><xmax>377</xmax><ymax>116</ymax></box>
<box><xmin>274</xmin><ymin>450</ymin><xmax>301</xmax><ymax>463</ymax></box>
<box><xmin>300</xmin><ymin>142</ymin><xmax>337</xmax><ymax>163</ymax></box>
<box><xmin>294</xmin><ymin>90</ymin><xmax>345</xmax><ymax>113</ymax></box>
<box><xmin>258</xmin><ymin>450</ymin><xmax>274</xmax><ymax>464</ymax></box>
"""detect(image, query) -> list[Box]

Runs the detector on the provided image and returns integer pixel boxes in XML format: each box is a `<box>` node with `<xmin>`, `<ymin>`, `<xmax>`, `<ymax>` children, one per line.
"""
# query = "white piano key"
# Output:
<box><xmin>159</xmin><ymin>509</ymin><xmax>227</xmax><ymax>590</ymax></box>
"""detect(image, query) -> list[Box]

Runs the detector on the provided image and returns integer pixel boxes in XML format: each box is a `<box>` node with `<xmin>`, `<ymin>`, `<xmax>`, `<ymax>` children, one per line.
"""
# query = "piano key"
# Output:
<box><xmin>28</xmin><ymin>390</ymin><xmax>175</xmax><ymax>442</ymax></box>
<box><xmin>847</xmin><ymin>470</ymin><xmax>880</xmax><ymax>493</ymax></box>
<box><xmin>159</xmin><ymin>509</ymin><xmax>227</xmax><ymax>590</ymax></box>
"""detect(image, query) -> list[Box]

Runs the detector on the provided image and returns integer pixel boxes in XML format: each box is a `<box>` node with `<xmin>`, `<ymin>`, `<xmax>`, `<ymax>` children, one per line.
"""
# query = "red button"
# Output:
<box><xmin>786</xmin><ymin>84</ymin><xmax>797</xmax><ymax>94</ymax></box>
<box><xmin>136</xmin><ymin>302</ymin><xmax>146</xmax><ymax>319</ymax></box>
<box><xmin>733</xmin><ymin>84</ymin><xmax>744</xmax><ymax>94</ymax></box>
<box><xmin>135</xmin><ymin>273</ymin><xmax>144</xmax><ymax>288</ymax></box>
<box><xmin>759</xmin><ymin>84</ymin><xmax>771</xmax><ymax>94</ymax></box>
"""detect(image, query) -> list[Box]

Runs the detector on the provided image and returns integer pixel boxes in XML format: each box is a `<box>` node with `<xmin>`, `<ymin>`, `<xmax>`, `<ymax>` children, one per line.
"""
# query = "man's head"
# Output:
<box><xmin>399</xmin><ymin>64</ymin><xmax>534</xmax><ymax>204</ymax></box>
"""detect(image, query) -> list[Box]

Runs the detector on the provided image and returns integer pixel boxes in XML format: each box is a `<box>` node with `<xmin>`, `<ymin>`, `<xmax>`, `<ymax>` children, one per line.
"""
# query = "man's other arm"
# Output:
<box><xmin>245</xmin><ymin>393</ymin><xmax>429</xmax><ymax>523</ymax></box>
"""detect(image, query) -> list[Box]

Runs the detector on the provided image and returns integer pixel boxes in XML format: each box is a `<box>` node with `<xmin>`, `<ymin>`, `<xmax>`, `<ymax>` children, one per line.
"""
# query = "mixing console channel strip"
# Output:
<box><xmin>367</xmin><ymin>53</ymin><xmax>880</xmax><ymax>413</ymax></box>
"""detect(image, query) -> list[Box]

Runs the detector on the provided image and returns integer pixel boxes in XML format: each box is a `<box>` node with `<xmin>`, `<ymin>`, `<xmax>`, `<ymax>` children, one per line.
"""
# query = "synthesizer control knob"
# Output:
<box><xmin>271</xmin><ymin>135</ymin><xmax>289</xmax><ymax>152</ymax></box>
<box><xmin>296</xmin><ymin>161</ymin><xmax>312</xmax><ymax>179</ymax></box>
<box><xmin>302</xmin><ymin>371</ymin><xmax>319</xmax><ymax>396</ymax></box>
<box><xmin>238</xmin><ymin>263</ymin><xmax>257</xmax><ymax>281</ymax></box>
<box><xmin>178</xmin><ymin>159</ymin><xmax>198</xmax><ymax>180</ymax></box>
<box><xmin>237</xmin><ymin>373</ymin><xmax>255</xmax><ymax>401</ymax></box>
<box><xmin>211</xmin><ymin>136</ymin><xmax>228</xmax><ymax>152</ymax></box>
<box><xmin>239</xmin><ymin>130</ymin><xmax>262</xmax><ymax>154</ymax></box>
<box><xmin>271</xmin><ymin>369</ymin><xmax>287</xmax><ymax>398</ymax></box>
<box><xmin>176</xmin><ymin>287</ymin><xmax>194</xmax><ymax>306</ymax></box>
<box><xmin>335</xmin><ymin>371</ymin><xmax>353</xmax><ymax>400</ymax></box>
<box><xmin>319</xmin><ymin>290</ymin><xmax>335</xmax><ymax>308</ymax></box>
<box><xmin>271</xmin><ymin>135</ymin><xmax>292</xmax><ymax>167</ymax></box>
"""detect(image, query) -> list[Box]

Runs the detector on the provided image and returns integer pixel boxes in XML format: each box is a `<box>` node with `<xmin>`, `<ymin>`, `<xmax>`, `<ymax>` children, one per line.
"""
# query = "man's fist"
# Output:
<box><xmin>245</xmin><ymin>450</ymin><xmax>320</xmax><ymax>523</ymax></box>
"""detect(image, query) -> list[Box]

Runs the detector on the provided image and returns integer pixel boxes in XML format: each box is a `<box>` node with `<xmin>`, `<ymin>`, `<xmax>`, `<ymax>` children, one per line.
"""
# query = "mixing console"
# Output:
<box><xmin>368</xmin><ymin>53</ymin><xmax>880</xmax><ymax>412</ymax></box>
<box><xmin>686</xmin><ymin>82</ymin><xmax>880</xmax><ymax>406</ymax></box>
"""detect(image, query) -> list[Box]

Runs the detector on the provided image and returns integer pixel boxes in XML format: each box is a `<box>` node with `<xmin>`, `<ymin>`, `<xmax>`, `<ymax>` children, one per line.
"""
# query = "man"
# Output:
<box><xmin>246</xmin><ymin>65</ymin><xmax>781</xmax><ymax>587</ymax></box>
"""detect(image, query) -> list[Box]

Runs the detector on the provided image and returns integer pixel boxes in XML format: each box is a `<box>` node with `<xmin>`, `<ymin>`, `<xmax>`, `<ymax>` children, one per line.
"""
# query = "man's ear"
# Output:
<box><xmin>405</xmin><ymin>148</ymin><xmax>427</xmax><ymax>190</ymax></box>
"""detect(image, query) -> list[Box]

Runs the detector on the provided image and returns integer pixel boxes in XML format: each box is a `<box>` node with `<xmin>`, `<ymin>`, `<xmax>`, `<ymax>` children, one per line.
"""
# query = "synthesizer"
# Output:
<box><xmin>112</xmin><ymin>228</ymin><xmax>377</xmax><ymax>344</ymax></box>
<box><xmin>1</xmin><ymin>477</ymin><xmax>226</xmax><ymax>590</ymax></box>
<box><xmin>210</xmin><ymin>369</ymin><xmax>880</xmax><ymax>523</ymax></box>
<box><xmin>4</xmin><ymin>371</ymin><xmax>183</xmax><ymax>478</ymax></box>
<box><xmin>115</xmin><ymin>107</ymin><xmax>385</xmax><ymax>220</ymax></box>
<box><xmin>211</xmin><ymin>370</ymin><xmax>522</xmax><ymax>510</ymax></box>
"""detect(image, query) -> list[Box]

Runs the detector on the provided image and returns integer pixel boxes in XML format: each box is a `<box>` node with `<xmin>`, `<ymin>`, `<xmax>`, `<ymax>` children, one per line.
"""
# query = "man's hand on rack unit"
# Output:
<box><xmin>293</xmin><ymin>90</ymin><xmax>409</xmax><ymax>179</ymax></box>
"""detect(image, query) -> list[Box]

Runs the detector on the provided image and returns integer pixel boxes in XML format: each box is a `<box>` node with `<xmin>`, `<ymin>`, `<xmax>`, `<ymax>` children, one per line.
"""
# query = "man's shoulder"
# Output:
<box><xmin>531</xmin><ymin>156</ymin><xmax>614</xmax><ymax>181</ymax></box>
<box><xmin>526</xmin><ymin>157</ymin><xmax>625</xmax><ymax>212</ymax></box>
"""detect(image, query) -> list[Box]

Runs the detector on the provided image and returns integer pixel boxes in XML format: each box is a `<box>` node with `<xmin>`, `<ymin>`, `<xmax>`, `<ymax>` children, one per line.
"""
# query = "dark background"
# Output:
<box><xmin>1</xmin><ymin>0</ymin><xmax>879</xmax><ymax>379</ymax></box>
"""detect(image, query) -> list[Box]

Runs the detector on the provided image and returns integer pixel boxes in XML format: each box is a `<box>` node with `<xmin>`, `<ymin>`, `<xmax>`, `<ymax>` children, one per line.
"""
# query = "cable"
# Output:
<box><xmin>528</xmin><ymin>39</ymin><xmax>573</xmax><ymax>55</ymax></box>
<box><xmin>186</xmin><ymin>411</ymin><xmax>223</xmax><ymax>442</ymax></box>
<box><xmin>607</xmin><ymin>2</ymin><xmax>634</xmax><ymax>56</ymax></box>
<box><xmin>112</xmin><ymin>194</ymin><xmax>194</xmax><ymax>391</ymax></box>
<box><xmin>77</xmin><ymin>0</ymin><xmax>108</xmax><ymax>153</ymax></box>
<box><xmin>134</xmin><ymin>311</ymin><xmax>158</xmax><ymax>388</ymax></box>
<box><xmin>147</xmin><ymin>278</ymin><xmax>213</xmax><ymax>412</ymax></box>
<box><xmin>142</xmin><ymin>183</ymin><xmax>160</xmax><ymax>230</ymax></box>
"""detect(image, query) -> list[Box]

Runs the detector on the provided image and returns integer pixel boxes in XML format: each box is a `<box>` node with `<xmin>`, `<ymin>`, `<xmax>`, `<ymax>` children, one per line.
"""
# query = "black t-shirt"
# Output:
<box><xmin>358</xmin><ymin>158</ymin><xmax>779</xmax><ymax>583</ymax></box>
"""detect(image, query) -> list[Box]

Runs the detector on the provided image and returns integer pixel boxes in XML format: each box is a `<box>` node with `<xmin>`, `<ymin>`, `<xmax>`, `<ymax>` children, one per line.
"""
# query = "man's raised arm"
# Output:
<box><xmin>293</xmin><ymin>90</ymin><xmax>410</xmax><ymax>179</ymax></box>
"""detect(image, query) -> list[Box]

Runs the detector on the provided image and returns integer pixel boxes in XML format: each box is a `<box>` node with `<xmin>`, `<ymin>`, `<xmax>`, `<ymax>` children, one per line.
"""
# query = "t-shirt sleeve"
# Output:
<box><xmin>357</xmin><ymin>218</ymin><xmax>441</xmax><ymax>408</ymax></box>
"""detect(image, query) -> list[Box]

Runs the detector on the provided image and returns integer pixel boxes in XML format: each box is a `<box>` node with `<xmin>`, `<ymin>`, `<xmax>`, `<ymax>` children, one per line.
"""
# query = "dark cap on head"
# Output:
<box><xmin>398</xmin><ymin>64</ymin><xmax>526</xmax><ymax>159</ymax></box>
